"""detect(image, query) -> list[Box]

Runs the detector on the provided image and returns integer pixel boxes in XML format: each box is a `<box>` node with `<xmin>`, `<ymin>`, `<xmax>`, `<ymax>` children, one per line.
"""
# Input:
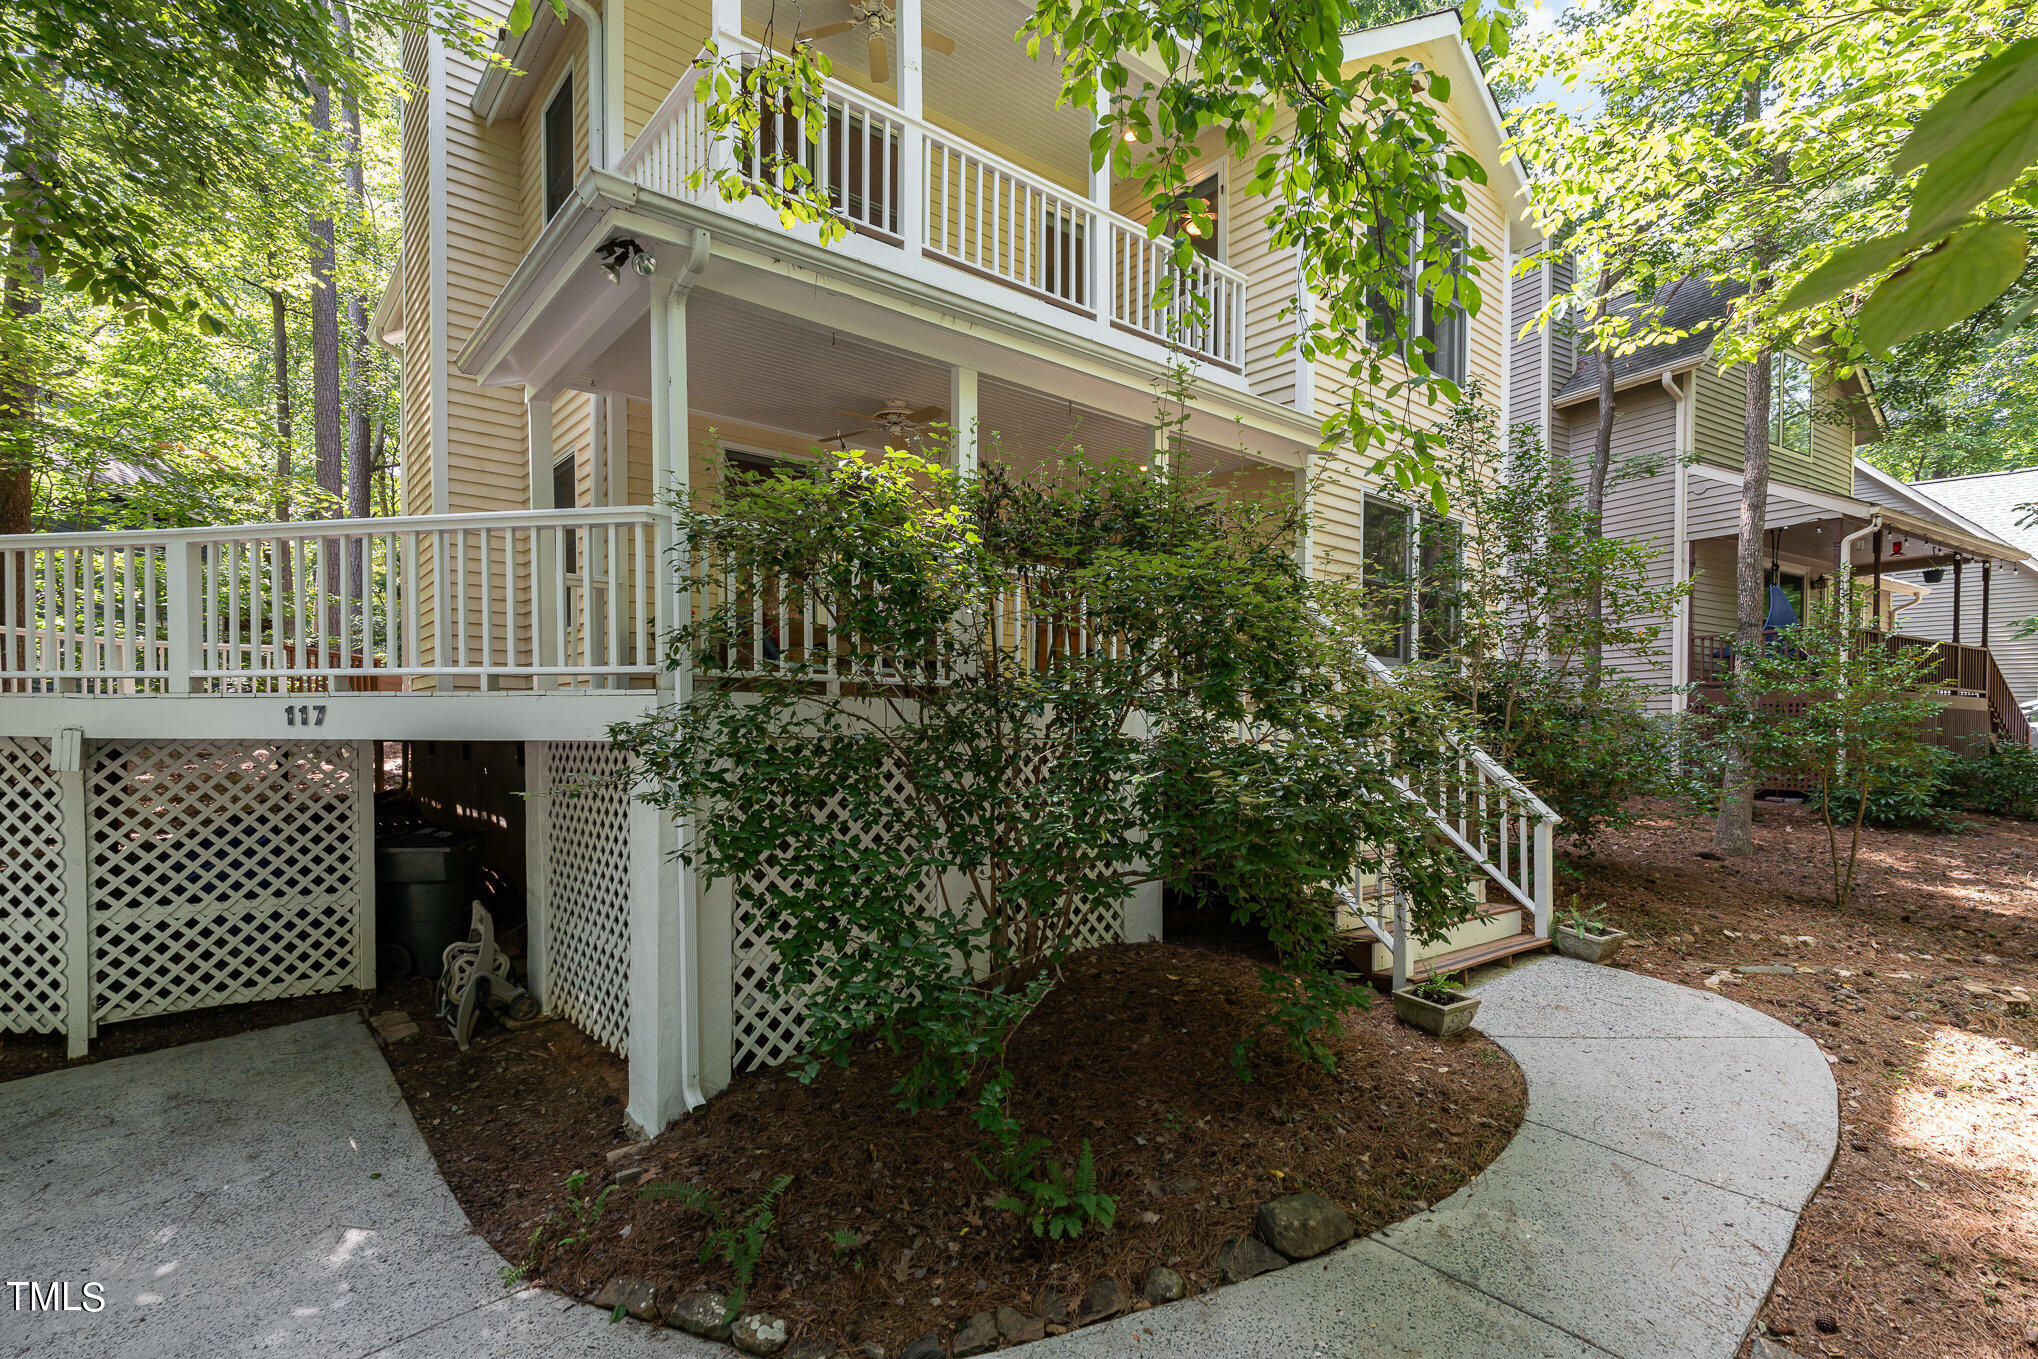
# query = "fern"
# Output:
<box><xmin>638</xmin><ymin>1173</ymin><xmax>794</xmax><ymax>1318</ymax></box>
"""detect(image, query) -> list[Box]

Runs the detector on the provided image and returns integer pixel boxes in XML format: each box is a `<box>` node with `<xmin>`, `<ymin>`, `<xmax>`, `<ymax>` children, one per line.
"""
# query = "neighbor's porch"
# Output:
<box><xmin>1682</xmin><ymin>503</ymin><xmax>2032</xmax><ymax>780</ymax></box>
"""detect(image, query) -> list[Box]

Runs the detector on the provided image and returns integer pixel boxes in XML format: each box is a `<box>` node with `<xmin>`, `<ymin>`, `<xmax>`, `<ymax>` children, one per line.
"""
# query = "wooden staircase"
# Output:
<box><xmin>1342</xmin><ymin>874</ymin><xmax>1551</xmax><ymax>986</ymax></box>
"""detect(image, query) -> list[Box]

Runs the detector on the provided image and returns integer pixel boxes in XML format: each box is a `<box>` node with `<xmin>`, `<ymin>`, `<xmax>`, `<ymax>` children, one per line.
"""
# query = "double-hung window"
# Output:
<box><xmin>543</xmin><ymin>74</ymin><xmax>575</xmax><ymax>223</ymax></box>
<box><xmin>1362</xmin><ymin>498</ymin><xmax>1413</xmax><ymax>661</ymax></box>
<box><xmin>1365</xmin><ymin>213</ymin><xmax>1470</xmax><ymax>382</ymax></box>
<box><xmin>1770</xmin><ymin>352</ymin><xmax>1812</xmax><ymax>458</ymax></box>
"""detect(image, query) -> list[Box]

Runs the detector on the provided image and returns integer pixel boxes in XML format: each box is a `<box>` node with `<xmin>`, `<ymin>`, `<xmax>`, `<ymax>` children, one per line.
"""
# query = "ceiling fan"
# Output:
<box><xmin>796</xmin><ymin>0</ymin><xmax>957</xmax><ymax>85</ymax></box>
<box><xmin>828</xmin><ymin>397</ymin><xmax>946</xmax><ymax>446</ymax></box>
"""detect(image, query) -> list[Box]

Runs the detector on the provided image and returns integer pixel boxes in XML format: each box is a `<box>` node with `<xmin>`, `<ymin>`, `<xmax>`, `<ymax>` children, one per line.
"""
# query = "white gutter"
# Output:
<box><xmin>1838</xmin><ymin>512</ymin><xmax>1883</xmax><ymax>629</ymax></box>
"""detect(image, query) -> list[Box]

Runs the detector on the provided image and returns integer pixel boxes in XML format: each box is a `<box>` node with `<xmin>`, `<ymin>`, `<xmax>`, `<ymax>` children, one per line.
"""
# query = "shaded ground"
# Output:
<box><xmin>1568</xmin><ymin>801</ymin><xmax>2038</xmax><ymax>1359</ymax></box>
<box><xmin>0</xmin><ymin>988</ymin><xmax>364</xmax><ymax>1084</ymax></box>
<box><xmin>379</xmin><ymin>941</ymin><xmax>1526</xmax><ymax>1356</ymax></box>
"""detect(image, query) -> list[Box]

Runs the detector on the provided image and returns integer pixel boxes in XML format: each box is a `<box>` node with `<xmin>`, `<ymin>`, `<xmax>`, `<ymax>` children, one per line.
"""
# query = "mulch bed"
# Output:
<box><xmin>379</xmin><ymin>940</ymin><xmax>1526</xmax><ymax>1355</ymax></box>
<box><xmin>0</xmin><ymin>988</ymin><xmax>365</xmax><ymax>1085</ymax></box>
<box><xmin>1566</xmin><ymin>800</ymin><xmax>2038</xmax><ymax>1359</ymax></box>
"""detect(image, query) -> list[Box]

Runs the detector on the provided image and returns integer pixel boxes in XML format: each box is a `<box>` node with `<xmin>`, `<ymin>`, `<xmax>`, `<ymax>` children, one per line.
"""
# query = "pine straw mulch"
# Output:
<box><xmin>378</xmin><ymin>939</ymin><xmax>1526</xmax><ymax>1356</ymax></box>
<box><xmin>1565</xmin><ymin>800</ymin><xmax>2038</xmax><ymax>1359</ymax></box>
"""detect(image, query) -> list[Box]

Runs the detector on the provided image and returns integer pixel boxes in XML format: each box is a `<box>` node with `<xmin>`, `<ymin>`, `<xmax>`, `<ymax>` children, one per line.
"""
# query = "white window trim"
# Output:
<box><xmin>1363</xmin><ymin>208</ymin><xmax>1472</xmax><ymax>378</ymax></box>
<box><xmin>540</xmin><ymin>62</ymin><xmax>577</xmax><ymax>224</ymax></box>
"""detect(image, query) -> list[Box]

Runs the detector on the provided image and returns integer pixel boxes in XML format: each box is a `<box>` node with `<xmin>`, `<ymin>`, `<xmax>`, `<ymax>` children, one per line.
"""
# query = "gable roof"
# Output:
<box><xmin>1907</xmin><ymin>466</ymin><xmax>2038</xmax><ymax>558</ymax></box>
<box><xmin>1552</xmin><ymin>275</ymin><xmax>1746</xmax><ymax>407</ymax></box>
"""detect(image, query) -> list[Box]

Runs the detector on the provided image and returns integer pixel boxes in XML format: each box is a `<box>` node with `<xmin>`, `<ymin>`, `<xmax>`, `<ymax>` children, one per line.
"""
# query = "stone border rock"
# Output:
<box><xmin>569</xmin><ymin>1187</ymin><xmax>1363</xmax><ymax>1358</ymax></box>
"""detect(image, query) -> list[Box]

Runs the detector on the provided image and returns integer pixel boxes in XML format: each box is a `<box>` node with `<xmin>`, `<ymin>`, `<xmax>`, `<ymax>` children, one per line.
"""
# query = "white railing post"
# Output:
<box><xmin>1532</xmin><ymin>814</ymin><xmax>1555</xmax><ymax>937</ymax></box>
<box><xmin>165</xmin><ymin>537</ymin><xmax>199</xmax><ymax>693</ymax></box>
<box><xmin>1391</xmin><ymin>885</ymin><xmax>1411</xmax><ymax>993</ymax></box>
<box><xmin>528</xmin><ymin>392</ymin><xmax>559</xmax><ymax>687</ymax></box>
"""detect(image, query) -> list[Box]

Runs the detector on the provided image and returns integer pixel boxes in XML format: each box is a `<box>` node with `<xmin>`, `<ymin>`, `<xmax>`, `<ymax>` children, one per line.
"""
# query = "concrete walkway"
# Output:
<box><xmin>0</xmin><ymin>1013</ymin><xmax>714</xmax><ymax>1359</ymax></box>
<box><xmin>0</xmin><ymin>957</ymin><xmax>1835</xmax><ymax>1359</ymax></box>
<box><xmin>1040</xmin><ymin>957</ymin><xmax>1839</xmax><ymax>1359</ymax></box>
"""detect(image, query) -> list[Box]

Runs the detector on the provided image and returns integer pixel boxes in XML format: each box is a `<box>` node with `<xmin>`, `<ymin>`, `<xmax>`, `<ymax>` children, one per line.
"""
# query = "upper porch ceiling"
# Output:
<box><xmin>578</xmin><ymin>285</ymin><xmax>1268</xmax><ymax>477</ymax></box>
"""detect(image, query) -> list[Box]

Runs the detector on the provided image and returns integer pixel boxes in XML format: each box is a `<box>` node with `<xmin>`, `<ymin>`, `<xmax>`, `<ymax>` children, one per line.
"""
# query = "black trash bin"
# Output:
<box><xmin>375</xmin><ymin>827</ymin><xmax>484</xmax><ymax>983</ymax></box>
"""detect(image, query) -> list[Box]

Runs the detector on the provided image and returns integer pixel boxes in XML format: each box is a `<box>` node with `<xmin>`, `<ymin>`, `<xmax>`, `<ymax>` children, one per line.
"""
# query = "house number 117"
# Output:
<box><xmin>283</xmin><ymin>704</ymin><xmax>328</xmax><ymax>727</ymax></box>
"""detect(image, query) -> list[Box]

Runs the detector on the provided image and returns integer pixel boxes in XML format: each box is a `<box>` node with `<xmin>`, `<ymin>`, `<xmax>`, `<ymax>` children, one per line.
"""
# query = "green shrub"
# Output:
<box><xmin>1942</xmin><ymin>739</ymin><xmax>2038</xmax><ymax>819</ymax></box>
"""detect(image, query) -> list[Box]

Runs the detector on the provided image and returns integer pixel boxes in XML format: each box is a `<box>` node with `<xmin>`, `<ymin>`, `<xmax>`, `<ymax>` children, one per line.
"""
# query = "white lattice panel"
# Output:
<box><xmin>86</xmin><ymin>741</ymin><xmax>364</xmax><ymax>1024</ymax></box>
<box><xmin>0</xmin><ymin>738</ymin><xmax>70</xmax><ymax>1035</ymax></box>
<box><xmin>543</xmin><ymin>742</ymin><xmax>633</xmax><ymax>1055</ymax></box>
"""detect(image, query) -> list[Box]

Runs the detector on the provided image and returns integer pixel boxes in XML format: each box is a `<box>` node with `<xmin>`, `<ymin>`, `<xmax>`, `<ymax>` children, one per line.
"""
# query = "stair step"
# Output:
<box><xmin>1370</xmin><ymin>932</ymin><xmax>1551</xmax><ymax>984</ymax></box>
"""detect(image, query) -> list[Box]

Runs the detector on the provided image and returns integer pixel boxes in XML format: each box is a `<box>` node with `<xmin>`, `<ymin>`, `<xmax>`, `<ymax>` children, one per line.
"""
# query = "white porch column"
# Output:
<box><xmin>1294</xmin><ymin>460</ymin><xmax>1313</xmax><ymax>578</ymax></box>
<box><xmin>710</xmin><ymin>0</ymin><xmax>741</xmax><ymax>42</ymax></box>
<box><xmin>626</xmin><ymin>790</ymin><xmax>698</xmax><ymax>1133</ymax></box>
<box><xmin>949</xmin><ymin>365</ymin><xmax>979</xmax><ymax>475</ymax></box>
<box><xmin>629</xmin><ymin>274</ymin><xmax>708</xmax><ymax>1133</ymax></box>
<box><xmin>53</xmin><ymin>728</ymin><xmax>90</xmax><ymax>1058</ymax></box>
<box><xmin>1086</xmin><ymin>82</ymin><xmax>1111</xmax><ymax>325</ymax></box>
<box><xmin>527</xmin><ymin>391</ymin><xmax>559</xmax><ymax>682</ymax></box>
<box><xmin>523</xmin><ymin>742</ymin><xmax>553</xmax><ymax>1007</ymax></box>
<box><xmin>897</xmin><ymin>0</ymin><xmax>924</xmax><ymax>251</ymax></box>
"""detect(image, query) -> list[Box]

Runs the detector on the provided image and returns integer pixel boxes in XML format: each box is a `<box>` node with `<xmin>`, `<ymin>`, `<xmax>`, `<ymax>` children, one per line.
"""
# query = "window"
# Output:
<box><xmin>1362</xmin><ymin>498</ymin><xmax>1413</xmax><ymax>661</ymax></box>
<box><xmin>543</xmin><ymin>73</ymin><xmax>575</xmax><ymax>223</ymax></box>
<box><xmin>1367</xmin><ymin>213</ymin><xmax>1469</xmax><ymax>381</ymax></box>
<box><xmin>553</xmin><ymin>453</ymin><xmax>578</xmax><ymax>575</ymax></box>
<box><xmin>1770</xmin><ymin>351</ymin><xmax>1811</xmax><ymax>458</ymax></box>
<box><xmin>1417</xmin><ymin>513</ymin><xmax>1463</xmax><ymax>655</ymax></box>
<box><xmin>1421</xmin><ymin>217</ymin><xmax>1469</xmax><ymax>383</ymax></box>
<box><xmin>1166</xmin><ymin>175</ymin><xmax>1222</xmax><ymax>262</ymax></box>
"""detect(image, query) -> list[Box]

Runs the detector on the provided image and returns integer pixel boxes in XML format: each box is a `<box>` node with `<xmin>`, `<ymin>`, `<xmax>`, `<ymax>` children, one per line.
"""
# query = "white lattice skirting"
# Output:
<box><xmin>0</xmin><ymin>738</ymin><xmax>372</xmax><ymax>1055</ymax></box>
<box><xmin>539</xmin><ymin>742</ymin><xmax>633</xmax><ymax>1056</ymax></box>
<box><xmin>727</xmin><ymin>750</ymin><xmax>1131</xmax><ymax>1073</ymax></box>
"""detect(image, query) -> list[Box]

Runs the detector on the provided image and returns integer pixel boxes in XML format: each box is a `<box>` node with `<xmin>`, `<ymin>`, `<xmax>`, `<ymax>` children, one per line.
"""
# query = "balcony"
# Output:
<box><xmin>615</xmin><ymin>31</ymin><xmax>1251</xmax><ymax>375</ymax></box>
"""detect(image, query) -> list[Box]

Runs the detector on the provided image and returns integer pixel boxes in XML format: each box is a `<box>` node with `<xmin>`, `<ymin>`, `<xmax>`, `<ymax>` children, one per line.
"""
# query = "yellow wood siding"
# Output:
<box><xmin>518</xmin><ymin>29</ymin><xmax>590</xmax><ymax>251</ymax></box>
<box><xmin>624</xmin><ymin>0</ymin><xmax>711</xmax><ymax>148</ymax></box>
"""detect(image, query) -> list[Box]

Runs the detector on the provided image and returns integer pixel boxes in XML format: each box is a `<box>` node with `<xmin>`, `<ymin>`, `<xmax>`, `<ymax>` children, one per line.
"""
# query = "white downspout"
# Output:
<box><xmin>1662</xmin><ymin>369</ymin><xmax>1691</xmax><ymax>711</ymax></box>
<box><xmin>565</xmin><ymin>0</ymin><xmax>606</xmax><ymax>171</ymax></box>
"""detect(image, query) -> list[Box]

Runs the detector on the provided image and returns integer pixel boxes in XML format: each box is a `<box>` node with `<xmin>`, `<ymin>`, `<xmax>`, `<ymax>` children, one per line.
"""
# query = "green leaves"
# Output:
<box><xmin>1898</xmin><ymin>37</ymin><xmax>2038</xmax><ymax>238</ymax></box>
<box><xmin>1854</xmin><ymin>223</ymin><xmax>2029</xmax><ymax>352</ymax></box>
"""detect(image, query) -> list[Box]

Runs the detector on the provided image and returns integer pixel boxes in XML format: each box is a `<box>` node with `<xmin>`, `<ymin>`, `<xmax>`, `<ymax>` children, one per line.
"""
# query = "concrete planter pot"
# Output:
<box><xmin>1391</xmin><ymin>987</ymin><xmax>1482</xmax><ymax>1038</ymax></box>
<box><xmin>1554</xmin><ymin>925</ymin><xmax>1628</xmax><ymax>964</ymax></box>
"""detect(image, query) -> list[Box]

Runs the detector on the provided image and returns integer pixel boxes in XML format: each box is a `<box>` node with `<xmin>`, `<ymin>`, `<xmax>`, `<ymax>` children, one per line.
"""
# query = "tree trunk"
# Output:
<box><xmin>337</xmin><ymin>1</ymin><xmax>374</xmax><ymax>649</ymax></box>
<box><xmin>1580</xmin><ymin>264</ymin><xmax>1625</xmax><ymax>691</ymax></box>
<box><xmin>1715</xmin><ymin>77</ymin><xmax>1780</xmax><ymax>857</ymax></box>
<box><xmin>307</xmin><ymin>76</ymin><xmax>345</xmax><ymax>647</ymax></box>
<box><xmin>1714</xmin><ymin>346</ymin><xmax>1772</xmax><ymax>854</ymax></box>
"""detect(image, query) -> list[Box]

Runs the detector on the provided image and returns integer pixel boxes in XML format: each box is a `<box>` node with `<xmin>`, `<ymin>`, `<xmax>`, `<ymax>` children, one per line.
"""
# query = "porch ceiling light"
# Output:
<box><xmin>596</xmin><ymin>237</ymin><xmax>655</xmax><ymax>284</ymax></box>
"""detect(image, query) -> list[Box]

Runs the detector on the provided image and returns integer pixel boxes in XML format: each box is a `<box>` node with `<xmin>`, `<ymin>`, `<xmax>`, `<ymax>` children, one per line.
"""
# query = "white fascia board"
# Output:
<box><xmin>1856</xmin><ymin>459</ymin><xmax>2038</xmax><ymax>568</ymax></box>
<box><xmin>0</xmin><ymin>692</ymin><xmax>662</xmax><ymax>743</ymax></box>
<box><xmin>458</xmin><ymin>171</ymin><xmax>1324</xmax><ymax>459</ymax></box>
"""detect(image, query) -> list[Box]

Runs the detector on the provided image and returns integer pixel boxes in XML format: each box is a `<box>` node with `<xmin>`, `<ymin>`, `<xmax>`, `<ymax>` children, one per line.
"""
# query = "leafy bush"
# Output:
<box><xmin>1717</xmin><ymin>595</ymin><xmax>1946</xmax><ymax>907</ymax></box>
<box><xmin>611</xmin><ymin>436</ymin><xmax>1477</xmax><ymax>1238</ymax></box>
<box><xmin>1415</xmin><ymin>392</ymin><xmax>1698</xmax><ymax>843</ymax></box>
<box><xmin>1941</xmin><ymin>739</ymin><xmax>2038</xmax><ymax>820</ymax></box>
<box><xmin>1816</xmin><ymin>750</ymin><xmax>1958</xmax><ymax>832</ymax></box>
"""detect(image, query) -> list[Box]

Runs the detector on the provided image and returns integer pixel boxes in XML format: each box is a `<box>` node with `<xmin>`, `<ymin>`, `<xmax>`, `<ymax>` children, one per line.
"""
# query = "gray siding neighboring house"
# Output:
<box><xmin>1514</xmin><ymin>274</ymin><xmax>2028</xmax><ymax>732</ymax></box>
<box><xmin>1861</xmin><ymin>464</ymin><xmax>2038</xmax><ymax>713</ymax></box>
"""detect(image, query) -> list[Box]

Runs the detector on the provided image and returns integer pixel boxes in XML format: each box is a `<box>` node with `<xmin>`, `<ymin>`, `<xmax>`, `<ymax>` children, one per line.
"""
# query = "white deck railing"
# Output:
<box><xmin>617</xmin><ymin>42</ymin><xmax>1249</xmax><ymax>371</ymax></box>
<box><xmin>1339</xmin><ymin>650</ymin><xmax>1560</xmax><ymax>987</ymax></box>
<box><xmin>0</xmin><ymin>507</ymin><xmax>672</xmax><ymax>694</ymax></box>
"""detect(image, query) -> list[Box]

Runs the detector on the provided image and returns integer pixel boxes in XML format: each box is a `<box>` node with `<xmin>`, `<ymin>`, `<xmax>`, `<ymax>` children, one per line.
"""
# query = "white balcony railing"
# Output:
<box><xmin>0</xmin><ymin>508</ymin><xmax>672</xmax><ymax>695</ymax></box>
<box><xmin>618</xmin><ymin>43</ymin><xmax>1249</xmax><ymax>371</ymax></box>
